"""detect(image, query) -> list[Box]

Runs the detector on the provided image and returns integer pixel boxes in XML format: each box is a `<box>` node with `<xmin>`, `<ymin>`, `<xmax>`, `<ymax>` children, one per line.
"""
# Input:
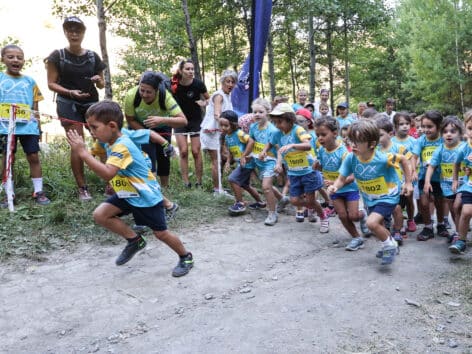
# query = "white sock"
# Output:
<box><xmin>381</xmin><ymin>237</ymin><xmax>395</xmax><ymax>247</ymax></box>
<box><xmin>32</xmin><ymin>178</ymin><xmax>43</xmax><ymax>194</ymax></box>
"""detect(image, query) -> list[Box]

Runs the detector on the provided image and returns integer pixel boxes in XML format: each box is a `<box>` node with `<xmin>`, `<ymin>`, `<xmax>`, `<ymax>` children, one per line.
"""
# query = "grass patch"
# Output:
<box><xmin>0</xmin><ymin>138</ymin><xmax>236</xmax><ymax>261</ymax></box>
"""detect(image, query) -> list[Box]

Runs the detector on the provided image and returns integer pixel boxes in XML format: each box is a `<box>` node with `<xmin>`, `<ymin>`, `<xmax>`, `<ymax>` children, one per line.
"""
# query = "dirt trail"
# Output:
<box><xmin>1</xmin><ymin>211</ymin><xmax>471</xmax><ymax>353</ymax></box>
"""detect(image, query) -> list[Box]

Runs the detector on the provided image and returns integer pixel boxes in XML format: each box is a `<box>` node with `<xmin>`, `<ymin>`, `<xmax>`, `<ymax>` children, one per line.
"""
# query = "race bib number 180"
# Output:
<box><xmin>110</xmin><ymin>175</ymin><xmax>139</xmax><ymax>198</ymax></box>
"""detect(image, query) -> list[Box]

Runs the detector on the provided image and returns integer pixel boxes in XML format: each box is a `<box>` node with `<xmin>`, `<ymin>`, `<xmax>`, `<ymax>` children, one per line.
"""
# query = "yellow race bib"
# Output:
<box><xmin>0</xmin><ymin>103</ymin><xmax>31</xmax><ymax>122</ymax></box>
<box><xmin>421</xmin><ymin>145</ymin><xmax>436</xmax><ymax>165</ymax></box>
<box><xmin>357</xmin><ymin>176</ymin><xmax>389</xmax><ymax>196</ymax></box>
<box><xmin>322</xmin><ymin>169</ymin><xmax>339</xmax><ymax>181</ymax></box>
<box><xmin>285</xmin><ymin>151</ymin><xmax>309</xmax><ymax>170</ymax></box>
<box><xmin>229</xmin><ymin>145</ymin><xmax>242</xmax><ymax>159</ymax></box>
<box><xmin>110</xmin><ymin>175</ymin><xmax>139</xmax><ymax>198</ymax></box>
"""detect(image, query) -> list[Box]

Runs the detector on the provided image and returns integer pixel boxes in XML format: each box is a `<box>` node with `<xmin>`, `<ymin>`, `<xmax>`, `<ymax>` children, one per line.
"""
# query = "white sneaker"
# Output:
<box><xmin>307</xmin><ymin>209</ymin><xmax>317</xmax><ymax>222</ymax></box>
<box><xmin>320</xmin><ymin>218</ymin><xmax>329</xmax><ymax>233</ymax></box>
<box><xmin>213</xmin><ymin>189</ymin><xmax>233</xmax><ymax>199</ymax></box>
<box><xmin>264</xmin><ymin>213</ymin><xmax>278</xmax><ymax>226</ymax></box>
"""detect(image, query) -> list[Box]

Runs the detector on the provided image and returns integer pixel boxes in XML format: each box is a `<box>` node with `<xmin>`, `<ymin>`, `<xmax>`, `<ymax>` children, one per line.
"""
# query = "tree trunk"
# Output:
<box><xmin>286</xmin><ymin>23</ymin><xmax>296</xmax><ymax>102</ymax></box>
<box><xmin>267</xmin><ymin>32</ymin><xmax>276</xmax><ymax>100</ymax></box>
<box><xmin>96</xmin><ymin>0</ymin><xmax>112</xmax><ymax>99</ymax></box>
<box><xmin>181</xmin><ymin>0</ymin><xmax>201</xmax><ymax>80</ymax></box>
<box><xmin>326</xmin><ymin>19</ymin><xmax>334</xmax><ymax>112</ymax></box>
<box><xmin>308</xmin><ymin>13</ymin><xmax>316</xmax><ymax>103</ymax></box>
<box><xmin>343</xmin><ymin>15</ymin><xmax>350</xmax><ymax>106</ymax></box>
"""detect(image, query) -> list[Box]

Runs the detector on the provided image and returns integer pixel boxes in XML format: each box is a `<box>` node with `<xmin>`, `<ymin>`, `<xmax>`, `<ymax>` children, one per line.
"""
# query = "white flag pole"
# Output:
<box><xmin>5</xmin><ymin>104</ymin><xmax>16</xmax><ymax>212</ymax></box>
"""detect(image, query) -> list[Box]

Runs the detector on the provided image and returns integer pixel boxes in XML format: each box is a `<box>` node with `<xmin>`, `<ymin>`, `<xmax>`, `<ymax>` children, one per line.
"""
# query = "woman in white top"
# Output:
<box><xmin>200</xmin><ymin>70</ymin><xmax>237</xmax><ymax>193</ymax></box>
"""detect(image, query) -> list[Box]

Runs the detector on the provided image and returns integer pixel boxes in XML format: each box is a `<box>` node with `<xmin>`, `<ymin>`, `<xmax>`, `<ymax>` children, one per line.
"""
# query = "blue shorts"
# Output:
<box><xmin>1</xmin><ymin>134</ymin><xmax>40</xmax><ymax>154</ymax></box>
<box><xmin>461</xmin><ymin>191</ymin><xmax>472</xmax><ymax>205</ymax></box>
<box><xmin>367</xmin><ymin>202</ymin><xmax>397</xmax><ymax>220</ymax></box>
<box><xmin>228</xmin><ymin>165</ymin><xmax>253</xmax><ymax>188</ymax></box>
<box><xmin>255</xmin><ymin>159</ymin><xmax>277</xmax><ymax>179</ymax></box>
<box><xmin>105</xmin><ymin>194</ymin><xmax>167</xmax><ymax>231</ymax></box>
<box><xmin>331</xmin><ymin>190</ymin><xmax>360</xmax><ymax>202</ymax></box>
<box><xmin>289</xmin><ymin>170</ymin><xmax>323</xmax><ymax>197</ymax></box>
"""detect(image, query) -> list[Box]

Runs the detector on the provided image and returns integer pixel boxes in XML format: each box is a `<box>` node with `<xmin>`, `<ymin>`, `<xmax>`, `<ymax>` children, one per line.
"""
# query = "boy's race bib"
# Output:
<box><xmin>357</xmin><ymin>176</ymin><xmax>389</xmax><ymax>198</ymax></box>
<box><xmin>110</xmin><ymin>175</ymin><xmax>139</xmax><ymax>198</ymax></box>
<box><xmin>322</xmin><ymin>169</ymin><xmax>339</xmax><ymax>181</ymax></box>
<box><xmin>229</xmin><ymin>145</ymin><xmax>242</xmax><ymax>159</ymax></box>
<box><xmin>421</xmin><ymin>146</ymin><xmax>436</xmax><ymax>165</ymax></box>
<box><xmin>285</xmin><ymin>151</ymin><xmax>309</xmax><ymax>170</ymax></box>
<box><xmin>0</xmin><ymin>103</ymin><xmax>31</xmax><ymax>123</ymax></box>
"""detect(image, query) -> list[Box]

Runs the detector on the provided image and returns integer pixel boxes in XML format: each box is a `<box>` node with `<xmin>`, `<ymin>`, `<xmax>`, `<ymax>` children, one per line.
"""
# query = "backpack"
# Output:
<box><xmin>59</xmin><ymin>48</ymin><xmax>95</xmax><ymax>73</ymax></box>
<box><xmin>133</xmin><ymin>72</ymin><xmax>171</xmax><ymax>111</ymax></box>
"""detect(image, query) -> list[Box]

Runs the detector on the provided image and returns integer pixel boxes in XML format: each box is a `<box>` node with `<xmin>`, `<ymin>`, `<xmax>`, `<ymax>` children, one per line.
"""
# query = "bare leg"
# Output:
<box><xmin>64</xmin><ymin>124</ymin><xmax>86</xmax><ymax>188</ymax></box>
<box><xmin>176</xmin><ymin>134</ymin><xmax>190</xmax><ymax>185</ymax></box>
<box><xmin>190</xmin><ymin>135</ymin><xmax>203</xmax><ymax>184</ymax></box>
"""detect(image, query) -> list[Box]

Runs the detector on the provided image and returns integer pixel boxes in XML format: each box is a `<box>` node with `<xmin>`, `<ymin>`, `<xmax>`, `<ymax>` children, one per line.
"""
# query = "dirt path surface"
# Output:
<box><xmin>1</xmin><ymin>210</ymin><xmax>471</xmax><ymax>353</ymax></box>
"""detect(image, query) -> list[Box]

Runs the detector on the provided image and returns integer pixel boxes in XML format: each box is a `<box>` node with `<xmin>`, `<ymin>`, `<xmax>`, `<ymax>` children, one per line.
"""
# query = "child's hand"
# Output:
<box><xmin>66</xmin><ymin>129</ymin><xmax>87</xmax><ymax>153</ymax></box>
<box><xmin>412</xmin><ymin>171</ymin><xmax>418</xmax><ymax>182</ymax></box>
<box><xmin>327</xmin><ymin>185</ymin><xmax>337</xmax><ymax>194</ymax></box>
<box><xmin>259</xmin><ymin>151</ymin><xmax>267</xmax><ymax>161</ymax></box>
<box><xmin>452</xmin><ymin>180</ymin><xmax>458</xmax><ymax>193</ymax></box>
<box><xmin>240</xmin><ymin>156</ymin><xmax>246</xmax><ymax>167</ymax></box>
<box><xmin>423</xmin><ymin>182</ymin><xmax>432</xmax><ymax>195</ymax></box>
<box><xmin>324</xmin><ymin>180</ymin><xmax>333</xmax><ymax>187</ymax></box>
<box><xmin>274</xmin><ymin>164</ymin><xmax>283</xmax><ymax>174</ymax></box>
<box><xmin>224</xmin><ymin>162</ymin><xmax>231</xmax><ymax>173</ymax></box>
<box><xmin>278</xmin><ymin>144</ymin><xmax>293</xmax><ymax>154</ymax></box>
<box><xmin>143</xmin><ymin>116</ymin><xmax>166</xmax><ymax>128</ymax></box>
<box><xmin>402</xmin><ymin>182</ymin><xmax>413</xmax><ymax>196</ymax></box>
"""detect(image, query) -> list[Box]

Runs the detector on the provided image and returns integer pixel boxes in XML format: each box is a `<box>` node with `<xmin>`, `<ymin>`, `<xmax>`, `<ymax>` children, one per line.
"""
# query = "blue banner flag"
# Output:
<box><xmin>231</xmin><ymin>0</ymin><xmax>272</xmax><ymax>116</ymax></box>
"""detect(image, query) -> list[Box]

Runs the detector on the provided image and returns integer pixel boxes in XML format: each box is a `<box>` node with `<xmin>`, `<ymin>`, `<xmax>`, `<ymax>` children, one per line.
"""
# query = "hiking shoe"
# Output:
<box><xmin>437</xmin><ymin>224</ymin><xmax>450</xmax><ymax>238</ymax></box>
<box><xmin>324</xmin><ymin>207</ymin><xmax>336</xmax><ymax>217</ymax></box>
<box><xmin>380</xmin><ymin>243</ymin><xmax>398</xmax><ymax>265</ymax></box>
<box><xmin>78</xmin><ymin>186</ymin><xmax>92</xmax><ymax>201</ymax></box>
<box><xmin>228</xmin><ymin>202</ymin><xmax>246</xmax><ymax>214</ymax></box>
<box><xmin>33</xmin><ymin>191</ymin><xmax>51</xmax><ymax>205</ymax></box>
<box><xmin>406</xmin><ymin>219</ymin><xmax>417</xmax><ymax>232</ymax></box>
<box><xmin>417</xmin><ymin>226</ymin><xmax>434</xmax><ymax>241</ymax></box>
<box><xmin>115</xmin><ymin>237</ymin><xmax>146</xmax><ymax>266</ymax></box>
<box><xmin>172</xmin><ymin>252</ymin><xmax>194</xmax><ymax>277</ymax></box>
<box><xmin>359</xmin><ymin>209</ymin><xmax>370</xmax><ymax>235</ymax></box>
<box><xmin>449</xmin><ymin>240</ymin><xmax>466</xmax><ymax>254</ymax></box>
<box><xmin>295</xmin><ymin>211</ymin><xmax>304</xmax><ymax>222</ymax></box>
<box><xmin>264</xmin><ymin>213</ymin><xmax>278</xmax><ymax>226</ymax></box>
<box><xmin>447</xmin><ymin>232</ymin><xmax>459</xmax><ymax>244</ymax></box>
<box><xmin>248</xmin><ymin>201</ymin><xmax>267</xmax><ymax>210</ymax></box>
<box><xmin>413</xmin><ymin>213</ymin><xmax>423</xmax><ymax>224</ymax></box>
<box><xmin>307</xmin><ymin>209</ymin><xmax>318</xmax><ymax>222</ymax></box>
<box><xmin>392</xmin><ymin>232</ymin><xmax>403</xmax><ymax>246</ymax></box>
<box><xmin>345</xmin><ymin>237</ymin><xmax>364</xmax><ymax>251</ymax></box>
<box><xmin>276</xmin><ymin>196</ymin><xmax>290</xmax><ymax>213</ymax></box>
<box><xmin>320</xmin><ymin>218</ymin><xmax>329</xmax><ymax>233</ymax></box>
<box><xmin>165</xmin><ymin>202</ymin><xmax>180</xmax><ymax>221</ymax></box>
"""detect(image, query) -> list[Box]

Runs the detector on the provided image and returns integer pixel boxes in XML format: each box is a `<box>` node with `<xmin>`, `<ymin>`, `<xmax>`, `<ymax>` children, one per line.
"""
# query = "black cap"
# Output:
<box><xmin>63</xmin><ymin>16</ymin><xmax>86</xmax><ymax>30</ymax></box>
<box><xmin>220</xmin><ymin>110</ymin><xmax>239</xmax><ymax>123</ymax></box>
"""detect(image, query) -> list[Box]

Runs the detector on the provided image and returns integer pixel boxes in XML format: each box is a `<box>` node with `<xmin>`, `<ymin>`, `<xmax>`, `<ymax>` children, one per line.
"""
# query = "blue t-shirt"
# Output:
<box><xmin>271</xmin><ymin>124</ymin><xmax>314</xmax><ymax>176</ymax></box>
<box><xmin>249</xmin><ymin>121</ymin><xmax>278</xmax><ymax>170</ymax></box>
<box><xmin>392</xmin><ymin>136</ymin><xmax>416</xmax><ymax>153</ymax></box>
<box><xmin>336</xmin><ymin>115</ymin><xmax>355</xmax><ymax>131</ymax></box>
<box><xmin>430</xmin><ymin>142</ymin><xmax>465</xmax><ymax>196</ymax></box>
<box><xmin>317</xmin><ymin>143</ymin><xmax>357</xmax><ymax>193</ymax></box>
<box><xmin>412</xmin><ymin>135</ymin><xmax>442</xmax><ymax>182</ymax></box>
<box><xmin>225</xmin><ymin>129</ymin><xmax>255</xmax><ymax>169</ymax></box>
<box><xmin>339</xmin><ymin>150</ymin><xmax>402</xmax><ymax>207</ymax></box>
<box><xmin>105</xmin><ymin>134</ymin><xmax>163</xmax><ymax>207</ymax></box>
<box><xmin>0</xmin><ymin>73</ymin><xmax>43</xmax><ymax>135</ymax></box>
<box><xmin>455</xmin><ymin>141</ymin><xmax>472</xmax><ymax>193</ymax></box>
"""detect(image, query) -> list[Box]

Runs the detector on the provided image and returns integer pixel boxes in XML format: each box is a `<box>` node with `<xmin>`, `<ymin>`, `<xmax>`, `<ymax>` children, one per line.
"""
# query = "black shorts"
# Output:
<box><xmin>418</xmin><ymin>179</ymin><xmax>443</xmax><ymax>198</ymax></box>
<box><xmin>461</xmin><ymin>191</ymin><xmax>472</xmax><ymax>205</ymax></box>
<box><xmin>174</xmin><ymin>118</ymin><xmax>202</xmax><ymax>137</ymax></box>
<box><xmin>106</xmin><ymin>194</ymin><xmax>167</xmax><ymax>231</ymax></box>
<box><xmin>56</xmin><ymin>95</ymin><xmax>95</xmax><ymax>126</ymax></box>
<box><xmin>0</xmin><ymin>134</ymin><xmax>40</xmax><ymax>154</ymax></box>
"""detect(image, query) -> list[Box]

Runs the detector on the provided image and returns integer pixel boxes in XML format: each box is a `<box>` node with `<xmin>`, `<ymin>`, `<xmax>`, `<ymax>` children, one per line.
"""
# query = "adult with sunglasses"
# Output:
<box><xmin>46</xmin><ymin>16</ymin><xmax>106</xmax><ymax>201</ymax></box>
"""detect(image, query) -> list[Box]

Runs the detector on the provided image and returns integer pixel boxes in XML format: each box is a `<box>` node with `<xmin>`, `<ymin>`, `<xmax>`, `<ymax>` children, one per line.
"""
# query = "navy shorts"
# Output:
<box><xmin>0</xmin><ymin>134</ymin><xmax>40</xmax><ymax>154</ymax></box>
<box><xmin>289</xmin><ymin>170</ymin><xmax>323</xmax><ymax>197</ymax></box>
<box><xmin>228</xmin><ymin>165</ymin><xmax>253</xmax><ymax>188</ymax></box>
<box><xmin>105</xmin><ymin>194</ymin><xmax>167</xmax><ymax>231</ymax></box>
<box><xmin>418</xmin><ymin>179</ymin><xmax>443</xmax><ymax>198</ymax></box>
<box><xmin>331</xmin><ymin>190</ymin><xmax>360</xmax><ymax>202</ymax></box>
<box><xmin>461</xmin><ymin>191</ymin><xmax>472</xmax><ymax>205</ymax></box>
<box><xmin>367</xmin><ymin>202</ymin><xmax>397</xmax><ymax>220</ymax></box>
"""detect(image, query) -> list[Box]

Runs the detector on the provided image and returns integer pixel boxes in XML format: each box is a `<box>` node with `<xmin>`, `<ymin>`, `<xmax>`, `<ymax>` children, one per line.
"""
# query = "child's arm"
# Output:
<box><xmin>33</xmin><ymin>101</ymin><xmax>41</xmax><ymax>140</ymax></box>
<box><xmin>411</xmin><ymin>154</ymin><xmax>419</xmax><ymax>181</ymax></box>
<box><xmin>399</xmin><ymin>154</ymin><xmax>413</xmax><ymax>196</ymax></box>
<box><xmin>423</xmin><ymin>164</ymin><xmax>435</xmax><ymax>194</ymax></box>
<box><xmin>241</xmin><ymin>137</ymin><xmax>255</xmax><ymax>167</ymax></box>
<box><xmin>66</xmin><ymin>130</ymin><xmax>119</xmax><ymax>181</ymax></box>
<box><xmin>259</xmin><ymin>142</ymin><xmax>273</xmax><ymax>161</ymax></box>
<box><xmin>274</xmin><ymin>149</ymin><xmax>284</xmax><ymax>174</ymax></box>
<box><xmin>327</xmin><ymin>175</ymin><xmax>348</xmax><ymax>194</ymax></box>
<box><xmin>452</xmin><ymin>162</ymin><xmax>461</xmax><ymax>193</ymax></box>
<box><xmin>278</xmin><ymin>139</ymin><xmax>311</xmax><ymax>154</ymax></box>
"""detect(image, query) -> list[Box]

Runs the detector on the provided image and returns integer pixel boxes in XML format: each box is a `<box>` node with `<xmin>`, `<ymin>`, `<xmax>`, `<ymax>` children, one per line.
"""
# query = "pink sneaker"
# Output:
<box><xmin>406</xmin><ymin>219</ymin><xmax>417</xmax><ymax>232</ymax></box>
<box><xmin>324</xmin><ymin>207</ymin><xmax>336</xmax><ymax>217</ymax></box>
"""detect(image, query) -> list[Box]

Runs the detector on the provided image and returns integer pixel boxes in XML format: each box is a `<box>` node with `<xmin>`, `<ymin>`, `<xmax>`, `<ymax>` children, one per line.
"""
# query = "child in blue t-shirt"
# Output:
<box><xmin>219</xmin><ymin>110</ymin><xmax>264</xmax><ymax>215</ymax></box>
<box><xmin>412</xmin><ymin>111</ymin><xmax>449</xmax><ymax>241</ymax></box>
<box><xmin>264</xmin><ymin>103</ymin><xmax>329</xmax><ymax>233</ymax></box>
<box><xmin>328</xmin><ymin>119</ymin><xmax>413</xmax><ymax>265</ymax></box>
<box><xmin>0</xmin><ymin>44</ymin><xmax>50</xmax><ymax>207</ymax></box>
<box><xmin>425</xmin><ymin>115</ymin><xmax>465</xmax><ymax>245</ymax></box>
<box><xmin>66</xmin><ymin>101</ymin><xmax>193</xmax><ymax>277</ymax></box>
<box><xmin>314</xmin><ymin>117</ymin><xmax>368</xmax><ymax>250</ymax></box>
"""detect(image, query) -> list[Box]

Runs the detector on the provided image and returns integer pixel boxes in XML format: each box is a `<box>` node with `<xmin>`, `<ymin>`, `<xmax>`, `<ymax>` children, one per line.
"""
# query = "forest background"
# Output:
<box><xmin>3</xmin><ymin>0</ymin><xmax>472</xmax><ymax>118</ymax></box>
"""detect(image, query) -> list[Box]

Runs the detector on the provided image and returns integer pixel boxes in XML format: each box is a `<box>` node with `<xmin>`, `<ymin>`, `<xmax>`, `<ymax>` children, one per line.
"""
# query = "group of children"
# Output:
<box><xmin>221</xmin><ymin>97</ymin><xmax>471</xmax><ymax>265</ymax></box>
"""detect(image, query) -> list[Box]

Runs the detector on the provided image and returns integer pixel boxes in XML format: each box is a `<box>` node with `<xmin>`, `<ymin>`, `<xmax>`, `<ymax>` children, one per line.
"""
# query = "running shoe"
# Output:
<box><xmin>392</xmin><ymin>231</ymin><xmax>403</xmax><ymax>246</ymax></box>
<box><xmin>78</xmin><ymin>186</ymin><xmax>92</xmax><ymax>201</ymax></box>
<box><xmin>449</xmin><ymin>240</ymin><xmax>466</xmax><ymax>254</ymax></box>
<box><xmin>115</xmin><ymin>237</ymin><xmax>146</xmax><ymax>266</ymax></box>
<box><xmin>437</xmin><ymin>224</ymin><xmax>450</xmax><ymax>238</ymax></box>
<box><xmin>447</xmin><ymin>232</ymin><xmax>459</xmax><ymax>244</ymax></box>
<box><xmin>228</xmin><ymin>202</ymin><xmax>246</xmax><ymax>214</ymax></box>
<box><xmin>307</xmin><ymin>209</ymin><xmax>318</xmax><ymax>222</ymax></box>
<box><xmin>264</xmin><ymin>213</ymin><xmax>278</xmax><ymax>226</ymax></box>
<box><xmin>248</xmin><ymin>201</ymin><xmax>267</xmax><ymax>210</ymax></box>
<box><xmin>417</xmin><ymin>226</ymin><xmax>434</xmax><ymax>241</ymax></box>
<box><xmin>406</xmin><ymin>219</ymin><xmax>417</xmax><ymax>232</ymax></box>
<box><xmin>324</xmin><ymin>207</ymin><xmax>336</xmax><ymax>217</ymax></box>
<box><xmin>380</xmin><ymin>243</ymin><xmax>399</xmax><ymax>265</ymax></box>
<box><xmin>276</xmin><ymin>196</ymin><xmax>290</xmax><ymax>213</ymax></box>
<box><xmin>33</xmin><ymin>191</ymin><xmax>51</xmax><ymax>205</ymax></box>
<box><xmin>172</xmin><ymin>252</ymin><xmax>194</xmax><ymax>277</ymax></box>
<box><xmin>345</xmin><ymin>237</ymin><xmax>364</xmax><ymax>251</ymax></box>
<box><xmin>359</xmin><ymin>209</ymin><xmax>370</xmax><ymax>235</ymax></box>
<box><xmin>295</xmin><ymin>210</ymin><xmax>305</xmax><ymax>222</ymax></box>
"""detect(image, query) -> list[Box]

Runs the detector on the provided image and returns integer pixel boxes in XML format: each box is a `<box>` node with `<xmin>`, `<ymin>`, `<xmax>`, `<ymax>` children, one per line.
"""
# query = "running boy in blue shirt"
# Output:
<box><xmin>328</xmin><ymin>119</ymin><xmax>413</xmax><ymax>265</ymax></box>
<box><xmin>66</xmin><ymin>101</ymin><xmax>193</xmax><ymax>277</ymax></box>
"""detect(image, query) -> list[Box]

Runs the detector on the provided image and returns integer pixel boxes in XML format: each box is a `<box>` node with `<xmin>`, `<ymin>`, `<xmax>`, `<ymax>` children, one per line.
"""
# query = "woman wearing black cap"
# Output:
<box><xmin>46</xmin><ymin>16</ymin><xmax>106</xmax><ymax>201</ymax></box>
<box><xmin>123</xmin><ymin>71</ymin><xmax>187</xmax><ymax>188</ymax></box>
